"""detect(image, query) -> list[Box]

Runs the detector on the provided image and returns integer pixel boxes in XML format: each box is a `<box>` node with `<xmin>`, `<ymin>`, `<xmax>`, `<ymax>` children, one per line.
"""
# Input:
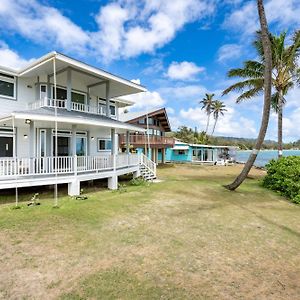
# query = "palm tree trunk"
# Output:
<box><xmin>278</xmin><ymin>89</ymin><xmax>283</xmax><ymax>158</ymax></box>
<box><xmin>205</xmin><ymin>114</ymin><xmax>210</xmax><ymax>133</ymax></box>
<box><xmin>225</xmin><ymin>0</ymin><xmax>272</xmax><ymax>191</ymax></box>
<box><xmin>211</xmin><ymin>118</ymin><xmax>217</xmax><ymax>136</ymax></box>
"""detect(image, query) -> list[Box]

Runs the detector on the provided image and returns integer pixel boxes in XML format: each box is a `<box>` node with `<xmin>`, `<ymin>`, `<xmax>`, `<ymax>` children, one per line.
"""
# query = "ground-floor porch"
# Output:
<box><xmin>0</xmin><ymin>108</ymin><xmax>156</xmax><ymax>195</ymax></box>
<box><xmin>0</xmin><ymin>154</ymin><xmax>141</xmax><ymax>195</ymax></box>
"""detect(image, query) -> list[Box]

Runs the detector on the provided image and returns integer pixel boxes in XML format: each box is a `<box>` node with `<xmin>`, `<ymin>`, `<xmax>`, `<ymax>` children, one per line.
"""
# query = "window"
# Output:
<box><xmin>138</xmin><ymin>118</ymin><xmax>145</xmax><ymax>124</ymax></box>
<box><xmin>110</xmin><ymin>105</ymin><xmax>116</xmax><ymax>116</ymax></box>
<box><xmin>98</xmin><ymin>138</ymin><xmax>112</xmax><ymax>151</ymax></box>
<box><xmin>148</xmin><ymin>118</ymin><xmax>153</xmax><ymax>125</ymax></box>
<box><xmin>52</xmin><ymin>87</ymin><xmax>67</xmax><ymax>100</ymax></box>
<box><xmin>39</xmin><ymin>129</ymin><xmax>46</xmax><ymax>157</ymax></box>
<box><xmin>76</xmin><ymin>137</ymin><xmax>86</xmax><ymax>156</ymax></box>
<box><xmin>72</xmin><ymin>91</ymin><xmax>85</xmax><ymax>104</ymax></box>
<box><xmin>0</xmin><ymin>73</ymin><xmax>16</xmax><ymax>99</ymax></box>
<box><xmin>178</xmin><ymin>150</ymin><xmax>185</xmax><ymax>155</ymax></box>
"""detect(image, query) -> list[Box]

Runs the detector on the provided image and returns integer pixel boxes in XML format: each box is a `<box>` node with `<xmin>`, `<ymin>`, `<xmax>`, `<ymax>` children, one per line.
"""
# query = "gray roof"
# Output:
<box><xmin>11</xmin><ymin>107</ymin><xmax>145</xmax><ymax>132</ymax></box>
<box><xmin>119</xmin><ymin>108</ymin><xmax>164</xmax><ymax>122</ymax></box>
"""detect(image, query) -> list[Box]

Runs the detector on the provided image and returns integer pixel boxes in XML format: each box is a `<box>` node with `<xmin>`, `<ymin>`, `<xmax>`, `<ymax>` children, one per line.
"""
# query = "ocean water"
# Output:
<box><xmin>236</xmin><ymin>150</ymin><xmax>300</xmax><ymax>167</ymax></box>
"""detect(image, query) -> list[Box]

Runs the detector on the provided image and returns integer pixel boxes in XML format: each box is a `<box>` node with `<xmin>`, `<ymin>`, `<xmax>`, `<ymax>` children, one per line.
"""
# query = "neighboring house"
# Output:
<box><xmin>0</xmin><ymin>51</ymin><xmax>156</xmax><ymax>195</ymax></box>
<box><xmin>119</xmin><ymin>108</ymin><xmax>174</xmax><ymax>164</ymax></box>
<box><xmin>166</xmin><ymin>140</ymin><xmax>237</xmax><ymax>164</ymax></box>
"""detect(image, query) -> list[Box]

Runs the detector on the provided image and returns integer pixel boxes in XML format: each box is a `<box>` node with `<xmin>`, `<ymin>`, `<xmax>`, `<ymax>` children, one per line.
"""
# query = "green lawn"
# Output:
<box><xmin>0</xmin><ymin>164</ymin><xmax>299</xmax><ymax>299</ymax></box>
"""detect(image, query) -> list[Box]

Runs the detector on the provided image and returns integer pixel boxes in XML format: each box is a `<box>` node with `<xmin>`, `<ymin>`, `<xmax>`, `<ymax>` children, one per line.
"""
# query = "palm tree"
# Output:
<box><xmin>211</xmin><ymin>101</ymin><xmax>227</xmax><ymax>136</ymax></box>
<box><xmin>199</xmin><ymin>93</ymin><xmax>215</xmax><ymax>133</ymax></box>
<box><xmin>225</xmin><ymin>0</ymin><xmax>273</xmax><ymax>190</ymax></box>
<box><xmin>223</xmin><ymin>30</ymin><xmax>300</xmax><ymax>158</ymax></box>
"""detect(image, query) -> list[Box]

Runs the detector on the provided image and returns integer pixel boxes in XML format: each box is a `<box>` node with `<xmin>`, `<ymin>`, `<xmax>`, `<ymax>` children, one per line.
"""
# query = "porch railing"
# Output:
<box><xmin>119</xmin><ymin>134</ymin><xmax>175</xmax><ymax>147</ymax></box>
<box><xmin>27</xmin><ymin>98</ymin><xmax>107</xmax><ymax>116</ymax></box>
<box><xmin>0</xmin><ymin>154</ymin><xmax>140</xmax><ymax>179</ymax></box>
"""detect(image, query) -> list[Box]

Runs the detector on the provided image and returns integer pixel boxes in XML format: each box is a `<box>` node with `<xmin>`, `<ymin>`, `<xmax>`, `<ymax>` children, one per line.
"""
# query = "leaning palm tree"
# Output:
<box><xmin>199</xmin><ymin>93</ymin><xmax>215</xmax><ymax>133</ymax></box>
<box><xmin>211</xmin><ymin>101</ymin><xmax>227</xmax><ymax>136</ymax></box>
<box><xmin>225</xmin><ymin>0</ymin><xmax>273</xmax><ymax>190</ymax></box>
<box><xmin>223</xmin><ymin>30</ymin><xmax>300</xmax><ymax>158</ymax></box>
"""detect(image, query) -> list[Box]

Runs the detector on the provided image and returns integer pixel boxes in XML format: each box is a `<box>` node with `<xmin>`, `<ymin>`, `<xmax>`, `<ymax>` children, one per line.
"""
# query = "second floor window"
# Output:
<box><xmin>0</xmin><ymin>73</ymin><xmax>16</xmax><ymax>99</ymax></box>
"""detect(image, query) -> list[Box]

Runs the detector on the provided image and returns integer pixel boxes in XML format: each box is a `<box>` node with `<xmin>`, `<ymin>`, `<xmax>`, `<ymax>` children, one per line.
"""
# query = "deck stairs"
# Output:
<box><xmin>139</xmin><ymin>154</ymin><xmax>156</xmax><ymax>181</ymax></box>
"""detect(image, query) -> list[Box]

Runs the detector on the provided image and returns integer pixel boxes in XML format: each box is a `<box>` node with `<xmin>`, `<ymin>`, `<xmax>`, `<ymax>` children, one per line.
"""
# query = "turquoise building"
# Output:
<box><xmin>165</xmin><ymin>140</ymin><xmax>236</xmax><ymax>164</ymax></box>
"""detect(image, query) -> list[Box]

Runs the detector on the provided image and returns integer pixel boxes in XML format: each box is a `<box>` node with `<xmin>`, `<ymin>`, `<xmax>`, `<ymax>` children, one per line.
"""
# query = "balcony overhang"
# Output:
<box><xmin>17</xmin><ymin>51</ymin><xmax>147</xmax><ymax>99</ymax></box>
<box><xmin>0</xmin><ymin>108</ymin><xmax>145</xmax><ymax>134</ymax></box>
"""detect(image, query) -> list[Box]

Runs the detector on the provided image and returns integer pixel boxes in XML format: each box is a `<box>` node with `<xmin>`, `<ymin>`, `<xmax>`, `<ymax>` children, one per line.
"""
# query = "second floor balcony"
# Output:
<box><xmin>119</xmin><ymin>134</ymin><xmax>175</xmax><ymax>148</ymax></box>
<box><xmin>28</xmin><ymin>97</ymin><xmax>109</xmax><ymax>117</ymax></box>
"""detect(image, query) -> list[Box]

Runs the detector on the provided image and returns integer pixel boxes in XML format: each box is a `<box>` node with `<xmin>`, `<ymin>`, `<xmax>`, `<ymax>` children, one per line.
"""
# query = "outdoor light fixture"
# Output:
<box><xmin>25</xmin><ymin>119</ymin><xmax>31</xmax><ymax>124</ymax></box>
<box><xmin>24</xmin><ymin>134</ymin><xmax>28</xmax><ymax>139</ymax></box>
<box><xmin>91</xmin><ymin>137</ymin><xmax>95</xmax><ymax>140</ymax></box>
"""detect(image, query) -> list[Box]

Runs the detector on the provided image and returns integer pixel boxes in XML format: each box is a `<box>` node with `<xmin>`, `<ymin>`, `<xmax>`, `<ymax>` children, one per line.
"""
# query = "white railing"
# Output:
<box><xmin>28</xmin><ymin>98</ymin><xmax>107</xmax><ymax>116</ymax></box>
<box><xmin>140</xmin><ymin>154</ymin><xmax>156</xmax><ymax>177</ymax></box>
<box><xmin>77</xmin><ymin>155</ymin><xmax>113</xmax><ymax>172</ymax></box>
<box><xmin>0</xmin><ymin>154</ymin><xmax>140</xmax><ymax>179</ymax></box>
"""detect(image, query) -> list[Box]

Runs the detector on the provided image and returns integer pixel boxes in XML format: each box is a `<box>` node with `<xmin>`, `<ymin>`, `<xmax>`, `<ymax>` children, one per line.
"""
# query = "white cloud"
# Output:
<box><xmin>159</xmin><ymin>84</ymin><xmax>208</xmax><ymax>101</ymax></box>
<box><xmin>179</xmin><ymin>106</ymin><xmax>256</xmax><ymax>137</ymax></box>
<box><xmin>223</xmin><ymin>0</ymin><xmax>300</xmax><ymax>36</ymax></box>
<box><xmin>0</xmin><ymin>0</ymin><xmax>89</xmax><ymax>54</ymax></box>
<box><xmin>0</xmin><ymin>0</ymin><xmax>215</xmax><ymax>62</ymax></box>
<box><xmin>0</xmin><ymin>42</ymin><xmax>34</xmax><ymax>69</ymax></box>
<box><xmin>123</xmin><ymin>91</ymin><xmax>166</xmax><ymax>110</ymax></box>
<box><xmin>217</xmin><ymin>44</ymin><xmax>242</xmax><ymax>62</ymax></box>
<box><xmin>166</xmin><ymin>61</ymin><xmax>205</xmax><ymax>80</ymax></box>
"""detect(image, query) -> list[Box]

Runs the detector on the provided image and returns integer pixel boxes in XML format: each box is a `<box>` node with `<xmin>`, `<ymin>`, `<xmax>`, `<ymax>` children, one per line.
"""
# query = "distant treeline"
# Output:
<box><xmin>168</xmin><ymin>126</ymin><xmax>300</xmax><ymax>150</ymax></box>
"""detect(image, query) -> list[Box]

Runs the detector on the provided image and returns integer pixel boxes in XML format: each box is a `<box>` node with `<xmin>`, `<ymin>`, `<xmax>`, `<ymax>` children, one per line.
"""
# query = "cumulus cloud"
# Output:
<box><xmin>0</xmin><ymin>42</ymin><xmax>34</xmax><ymax>69</ymax></box>
<box><xmin>166</xmin><ymin>61</ymin><xmax>205</xmax><ymax>80</ymax></box>
<box><xmin>223</xmin><ymin>0</ymin><xmax>300</xmax><ymax>36</ymax></box>
<box><xmin>0</xmin><ymin>0</ymin><xmax>215</xmax><ymax>62</ymax></box>
<box><xmin>179</xmin><ymin>106</ymin><xmax>256</xmax><ymax>137</ymax></box>
<box><xmin>0</xmin><ymin>0</ymin><xmax>89</xmax><ymax>54</ymax></box>
<box><xmin>217</xmin><ymin>44</ymin><xmax>242</xmax><ymax>63</ymax></box>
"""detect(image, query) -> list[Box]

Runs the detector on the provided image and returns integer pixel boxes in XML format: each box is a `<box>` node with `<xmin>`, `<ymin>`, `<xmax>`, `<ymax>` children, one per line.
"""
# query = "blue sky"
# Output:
<box><xmin>0</xmin><ymin>0</ymin><xmax>300</xmax><ymax>141</ymax></box>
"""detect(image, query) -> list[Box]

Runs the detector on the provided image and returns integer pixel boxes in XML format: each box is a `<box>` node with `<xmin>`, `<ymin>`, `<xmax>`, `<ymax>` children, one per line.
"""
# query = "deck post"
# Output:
<box><xmin>71</xmin><ymin>124</ymin><xmax>77</xmax><ymax>155</ymax></box>
<box><xmin>161</xmin><ymin>148</ymin><xmax>166</xmax><ymax>164</ymax></box>
<box><xmin>67</xmin><ymin>68</ymin><xmax>72</xmax><ymax>111</ymax></box>
<box><xmin>108</xmin><ymin>128</ymin><xmax>118</xmax><ymax>189</ymax></box>
<box><xmin>29</xmin><ymin>120</ymin><xmax>35</xmax><ymax>173</ymax></box>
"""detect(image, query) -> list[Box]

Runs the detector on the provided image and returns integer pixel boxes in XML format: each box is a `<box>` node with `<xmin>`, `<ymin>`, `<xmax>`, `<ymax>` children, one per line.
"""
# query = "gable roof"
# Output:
<box><xmin>119</xmin><ymin>107</ymin><xmax>171</xmax><ymax>132</ymax></box>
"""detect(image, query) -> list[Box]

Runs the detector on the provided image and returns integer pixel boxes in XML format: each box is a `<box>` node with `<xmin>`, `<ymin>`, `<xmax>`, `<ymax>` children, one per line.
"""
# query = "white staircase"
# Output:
<box><xmin>139</xmin><ymin>154</ymin><xmax>156</xmax><ymax>181</ymax></box>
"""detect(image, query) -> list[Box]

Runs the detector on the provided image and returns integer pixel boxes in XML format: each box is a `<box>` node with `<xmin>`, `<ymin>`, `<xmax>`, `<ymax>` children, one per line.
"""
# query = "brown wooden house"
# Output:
<box><xmin>119</xmin><ymin>108</ymin><xmax>174</xmax><ymax>163</ymax></box>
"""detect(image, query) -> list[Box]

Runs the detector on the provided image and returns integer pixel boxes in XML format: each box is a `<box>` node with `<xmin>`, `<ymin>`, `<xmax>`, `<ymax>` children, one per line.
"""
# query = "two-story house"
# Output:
<box><xmin>119</xmin><ymin>108</ymin><xmax>174</xmax><ymax>164</ymax></box>
<box><xmin>0</xmin><ymin>51</ymin><xmax>156</xmax><ymax>195</ymax></box>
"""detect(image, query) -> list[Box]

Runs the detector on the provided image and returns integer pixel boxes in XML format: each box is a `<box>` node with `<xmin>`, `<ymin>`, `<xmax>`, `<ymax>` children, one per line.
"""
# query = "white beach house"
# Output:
<box><xmin>0</xmin><ymin>51</ymin><xmax>156</xmax><ymax>195</ymax></box>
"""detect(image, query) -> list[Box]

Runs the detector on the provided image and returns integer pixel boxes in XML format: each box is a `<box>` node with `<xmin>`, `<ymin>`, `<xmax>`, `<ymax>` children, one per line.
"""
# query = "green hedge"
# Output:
<box><xmin>262</xmin><ymin>156</ymin><xmax>300</xmax><ymax>204</ymax></box>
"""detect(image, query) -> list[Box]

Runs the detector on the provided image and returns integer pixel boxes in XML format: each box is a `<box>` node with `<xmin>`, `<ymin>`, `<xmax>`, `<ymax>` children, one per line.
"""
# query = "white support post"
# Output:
<box><xmin>71</xmin><ymin>124</ymin><xmax>77</xmax><ymax>156</ymax></box>
<box><xmin>126</xmin><ymin>130</ymin><xmax>130</xmax><ymax>166</ymax></box>
<box><xmin>29</xmin><ymin>120</ymin><xmax>35</xmax><ymax>174</ymax></box>
<box><xmin>67</xmin><ymin>68</ymin><xmax>72</xmax><ymax>111</ymax></box>
<box><xmin>126</xmin><ymin>131</ymin><xmax>130</xmax><ymax>153</ymax></box>
<box><xmin>108</xmin><ymin>128</ymin><xmax>118</xmax><ymax>190</ymax></box>
<box><xmin>106</xmin><ymin>81</ymin><xmax>110</xmax><ymax>118</ymax></box>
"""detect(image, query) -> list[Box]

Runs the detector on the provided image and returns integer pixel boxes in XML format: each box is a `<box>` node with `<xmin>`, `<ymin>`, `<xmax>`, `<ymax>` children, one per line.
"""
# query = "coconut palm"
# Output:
<box><xmin>223</xmin><ymin>30</ymin><xmax>300</xmax><ymax>158</ymax></box>
<box><xmin>211</xmin><ymin>101</ymin><xmax>227</xmax><ymax>136</ymax></box>
<box><xmin>199</xmin><ymin>93</ymin><xmax>215</xmax><ymax>133</ymax></box>
<box><xmin>225</xmin><ymin>0</ymin><xmax>273</xmax><ymax>190</ymax></box>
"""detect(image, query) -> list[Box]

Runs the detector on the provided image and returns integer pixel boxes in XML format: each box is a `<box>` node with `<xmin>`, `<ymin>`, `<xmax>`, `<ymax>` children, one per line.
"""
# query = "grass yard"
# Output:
<box><xmin>0</xmin><ymin>164</ymin><xmax>299</xmax><ymax>299</ymax></box>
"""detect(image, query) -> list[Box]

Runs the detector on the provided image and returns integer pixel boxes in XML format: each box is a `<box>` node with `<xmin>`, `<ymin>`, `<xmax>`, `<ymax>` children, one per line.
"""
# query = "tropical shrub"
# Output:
<box><xmin>263</xmin><ymin>156</ymin><xmax>300</xmax><ymax>203</ymax></box>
